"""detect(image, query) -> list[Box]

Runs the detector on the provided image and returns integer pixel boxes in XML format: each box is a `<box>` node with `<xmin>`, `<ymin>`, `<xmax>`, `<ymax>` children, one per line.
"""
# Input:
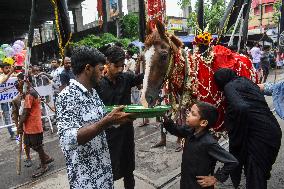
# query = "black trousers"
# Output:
<box><xmin>106</xmin><ymin>123</ymin><xmax>135</xmax><ymax>189</ymax></box>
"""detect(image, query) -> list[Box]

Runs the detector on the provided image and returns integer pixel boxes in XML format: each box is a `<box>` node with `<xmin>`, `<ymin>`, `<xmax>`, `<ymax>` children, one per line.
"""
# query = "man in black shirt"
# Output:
<box><xmin>59</xmin><ymin>57</ymin><xmax>75</xmax><ymax>91</ymax></box>
<box><xmin>97</xmin><ymin>46</ymin><xmax>143</xmax><ymax>189</ymax></box>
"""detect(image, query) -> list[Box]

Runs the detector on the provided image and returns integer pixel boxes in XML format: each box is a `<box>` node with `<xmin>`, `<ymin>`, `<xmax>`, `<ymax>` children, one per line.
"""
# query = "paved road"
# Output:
<box><xmin>1</xmin><ymin>69</ymin><xmax>284</xmax><ymax>189</ymax></box>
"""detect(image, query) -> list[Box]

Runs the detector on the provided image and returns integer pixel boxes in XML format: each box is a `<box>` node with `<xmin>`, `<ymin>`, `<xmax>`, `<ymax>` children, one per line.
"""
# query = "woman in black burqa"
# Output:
<box><xmin>214</xmin><ymin>68</ymin><xmax>282</xmax><ymax>189</ymax></box>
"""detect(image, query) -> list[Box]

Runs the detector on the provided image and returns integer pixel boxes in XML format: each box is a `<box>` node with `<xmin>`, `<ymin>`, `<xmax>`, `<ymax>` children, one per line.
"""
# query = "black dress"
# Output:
<box><xmin>214</xmin><ymin>69</ymin><xmax>282</xmax><ymax>189</ymax></box>
<box><xmin>97</xmin><ymin>72</ymin><xmax>143</xmax><ymax>180</ymax></box>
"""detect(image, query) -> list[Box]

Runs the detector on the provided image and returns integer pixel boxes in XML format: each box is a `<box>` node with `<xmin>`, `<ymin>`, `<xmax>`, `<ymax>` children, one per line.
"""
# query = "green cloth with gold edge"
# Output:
<box><xmin>104</xmin><ymin>105</ymin><xmax>171</xmax><ymax>118</ymax></box>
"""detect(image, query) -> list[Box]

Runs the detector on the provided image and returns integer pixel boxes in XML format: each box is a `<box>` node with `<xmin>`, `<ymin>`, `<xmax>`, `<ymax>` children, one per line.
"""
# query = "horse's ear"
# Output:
<box><xmin>146</xmin><ymin>22</ymin><xmax>153</xmax><ymax>35</ymax></box>
<box><xmin>155</xmin><ymin>20</ymin><xmax>166</xmax><ymax>37</ymax></box>
<box><xmin>170</xmin><ymin>35</ymin><xmax>184</xmax><ymax>48</ymax></box>
<box><xmin>155</xmin><ymin>19</ymin><xmax>169</xmax><ymax>43</ymax></box>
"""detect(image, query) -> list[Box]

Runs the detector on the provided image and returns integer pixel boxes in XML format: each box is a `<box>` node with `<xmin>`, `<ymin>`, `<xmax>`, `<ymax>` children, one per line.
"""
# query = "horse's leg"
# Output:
<box><xmin>151</xmin><ymin>123</ymin><xmax>166</xmax><ymax>148</ymax></box>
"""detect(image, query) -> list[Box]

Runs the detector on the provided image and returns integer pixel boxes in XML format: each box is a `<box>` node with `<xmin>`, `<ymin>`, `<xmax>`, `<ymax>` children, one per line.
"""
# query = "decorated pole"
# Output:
<box><xmin>50</xmin><ymin>0</ymin><xmax>72</xmax><ymax>59</ymax></box>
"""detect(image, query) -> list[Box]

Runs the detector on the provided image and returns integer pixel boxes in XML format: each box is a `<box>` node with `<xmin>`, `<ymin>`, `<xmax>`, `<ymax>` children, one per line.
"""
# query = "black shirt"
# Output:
<box><xmin>97</xmin><ymin>72</ymin><xmax>143</xmax><ymax>105</ymax></box>
<box><xmin>96</xmin><ymin>72</ymin><xmax>144</xmax><ymax>180</ymax></box>
<box><xmin>60</xmin><ymin>69</ymin><xmax>75</xmax><ymax>86</ymax></box>
<box><xmin>164</xmin><ymin>120</ymin><xmax>238</xmax><ymax>189</ymax></box>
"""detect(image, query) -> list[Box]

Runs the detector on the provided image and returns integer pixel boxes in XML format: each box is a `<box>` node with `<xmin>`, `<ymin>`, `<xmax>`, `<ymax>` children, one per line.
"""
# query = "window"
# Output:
<box><xmin>265</xmin><ymin>4</ymin><xmax>274</xmax><ymax>13</ymax></box>
<box><xmin>254</xmin><ymin>7</ymin><xmax>260</xmax><ymax>15</ymax></box>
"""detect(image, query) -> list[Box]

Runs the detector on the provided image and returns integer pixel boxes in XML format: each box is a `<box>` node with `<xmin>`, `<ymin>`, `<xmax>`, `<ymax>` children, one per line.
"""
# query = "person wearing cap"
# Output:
<box><xmin>0</xmin><ymin>62</ymin><xmax>16</xmax><ymax>139</ymax></box>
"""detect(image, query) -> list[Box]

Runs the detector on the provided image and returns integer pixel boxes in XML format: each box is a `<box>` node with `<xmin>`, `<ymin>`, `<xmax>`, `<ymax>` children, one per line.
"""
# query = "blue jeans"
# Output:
<box><xmin>1</xmin><ymin>103</ymin><xmax>14</xmax><ymax>137</ymax></box>
<box><xmin>253</xmin><ymin>63</ymin><xmax>259</xmax><ymax>70</ymax></box>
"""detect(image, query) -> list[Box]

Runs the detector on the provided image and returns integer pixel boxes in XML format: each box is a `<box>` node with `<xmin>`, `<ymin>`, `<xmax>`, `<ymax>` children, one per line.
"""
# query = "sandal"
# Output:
<box><xmin>45</xmin><ymin>157</ymin><xmax>54</xmax><ymax>164</ymax></box>
<box><xmin>32</xmin><ymin>165</ymin><xmax>49</xmax><ymax>178</ymax></box>
<box><xmin>138</xmin><ymin>123</ymin><xmax>149</xmax><ymax>127</ymax></box>
<box><xmin>36</xmin><ymin>158</ymin><xmax>54</xmax><ymax>170</ymax></box>
<box><xmin>175</xmin><ymin>146</ymin><xmax>183</xmax><ymax>152</ymax></box>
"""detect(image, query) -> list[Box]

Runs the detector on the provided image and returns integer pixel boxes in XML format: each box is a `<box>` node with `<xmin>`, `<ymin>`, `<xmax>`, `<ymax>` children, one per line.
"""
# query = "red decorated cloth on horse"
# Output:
<box><xmin>186</xmin><ymin>45</ymin><xmax>258</xmax><ymax>131</ymax></box>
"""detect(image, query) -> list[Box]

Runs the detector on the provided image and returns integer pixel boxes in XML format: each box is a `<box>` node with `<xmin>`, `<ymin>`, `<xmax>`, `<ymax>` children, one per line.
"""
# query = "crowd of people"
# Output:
<box><xmin>0</xmin><ymin>41</ymin><xmax>283</xmax><ymax>189</ymax></box>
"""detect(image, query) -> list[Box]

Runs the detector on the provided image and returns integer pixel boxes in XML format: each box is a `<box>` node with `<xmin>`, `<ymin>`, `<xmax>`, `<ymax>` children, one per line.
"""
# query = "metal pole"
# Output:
<box><xmin>219</xmin><ymin>0</ymin><xmax>235</xmax><ymax>33</ymax></box>
<box><xmin>138</xmin><ymin>0</ymin><xmax>146</xmax><ymax>42</ymax></box>
<box><xmin>116</xmin><ymin>18</ymin><xmax>120</xmax><ymax>38</ymax></box>
<box><xmin>197</xmin><ymin>0</ymin><xmax>204</xmax><ymax>31</ymax></box>
<box><xmin>228</xmin><ymin>4</ymin><xmax>246</xmax><ymax>47</ymax></box>
<box><xmin>242</xmin><ymin>0</ymin><xmax>252</xmax><ymax>49</ymax></box>
<box><xmin>280</xmin><ymin>1</ymin><xmax>284</xmax><ymax>33</ymax></box>
<box><xmin>102</xmin><ymin>0</ymin><xmax>108</xmax><ymax>32</ymax></box>
<box><xmin>24</xmin><ymin>0</ymin><xmax>37</xmax><ymax>93</ymax></box>
<box><xmin>238</xmin><ymin>18</ymin><xmax>244</xmax><ymax>52</ymax></box>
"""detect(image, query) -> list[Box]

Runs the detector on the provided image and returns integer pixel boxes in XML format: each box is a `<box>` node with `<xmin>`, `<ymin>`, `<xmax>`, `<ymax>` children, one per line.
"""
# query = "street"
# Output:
<box><xmin>0</xmin><ymin>70</ymin><xmax>283</xmax><ymax>189</ymax></box>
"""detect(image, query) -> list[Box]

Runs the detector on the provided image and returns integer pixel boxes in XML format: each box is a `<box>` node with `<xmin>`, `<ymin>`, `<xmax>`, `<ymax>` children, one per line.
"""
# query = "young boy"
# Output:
<box><xmin>163</xmin><ymin>102</ymin><xmax>238</xmax><ymax>189</ymax></box>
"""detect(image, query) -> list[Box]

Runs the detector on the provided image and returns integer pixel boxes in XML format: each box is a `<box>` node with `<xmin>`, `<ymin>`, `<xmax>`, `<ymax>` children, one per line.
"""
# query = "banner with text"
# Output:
<box><xmin>0</xmin><ymin>77</ymin><xmax>53</xmax><ymax>104</ymax></box>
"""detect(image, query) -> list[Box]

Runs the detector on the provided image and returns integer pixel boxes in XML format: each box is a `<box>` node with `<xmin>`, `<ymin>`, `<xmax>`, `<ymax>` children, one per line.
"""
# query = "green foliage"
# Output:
<box><xmin>186</xmin><ymin>0</ymin><xmax>226</xmax><ymax>33</ymax></box>
<box><xmin>178</xmin><ymin>0</ymin><xmax>191</xmax><ymax>8</ymax></box>
<box><xmin>273</xmin><ymin>0</ymin><xmax>281</xmax><ymax>23</ymax></box>
<box><xmin>121</xmin><ymin>13</ymin><xmax>139</xmax><ymax>40</ymax></box>
<box><xmin>71</xmin><ymin>33</ymin><xmax>131</xmax><ymax>49</ymax></box>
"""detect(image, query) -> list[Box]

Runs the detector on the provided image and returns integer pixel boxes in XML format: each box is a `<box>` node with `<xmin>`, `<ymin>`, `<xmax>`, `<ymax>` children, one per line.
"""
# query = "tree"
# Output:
<box><xmin>179</xmin><ymin>0</ymin><xmax>226</xmax><ymax>33</ymax></box>
<box><xmin>178</xmin><ymin>0</ymin><xmax>191</xmax><ymax>8</ymax></box>
<box><xmin>71</xmin><ymin>33</ymin><xmax>131</xmax><ymax>49</ymax></box>
<box><xmin>273</xmin><ymin>0</ymin><xmax>281</xmax><ymax>24</ymax></box>
<box><xmin>121</xmin><ymin>13</ymin><xmax>139</xmax><ymax>40</ymax></box>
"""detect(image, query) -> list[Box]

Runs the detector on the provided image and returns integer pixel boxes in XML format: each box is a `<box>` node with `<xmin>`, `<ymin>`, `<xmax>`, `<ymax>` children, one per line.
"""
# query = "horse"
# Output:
<box><xmin>140</xmin><ymin>20</ymin><xmax>257</xmax><ymax>131</ymax></box>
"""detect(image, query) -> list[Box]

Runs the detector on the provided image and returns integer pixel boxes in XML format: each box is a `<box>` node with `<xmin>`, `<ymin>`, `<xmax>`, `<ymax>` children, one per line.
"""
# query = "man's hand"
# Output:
<box><xmin>196</xmin><ymin>176</ymin><xmax>217</xmax><ymax>188</ymax></box>
<box><xmin>106</xmin><ymin>106</ymin><xmax>134</xmax><ymax>125</ymax></box>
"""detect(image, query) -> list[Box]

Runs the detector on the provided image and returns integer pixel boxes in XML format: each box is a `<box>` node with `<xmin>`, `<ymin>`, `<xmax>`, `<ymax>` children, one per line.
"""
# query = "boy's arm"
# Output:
<box><xmin>208</xmin><ymin>142</ymin><xmax>239</xmax><ymax>182</ymax></box>
<box><xmin>163</xmin><ymin>119</ymin><xmax>193</xmax><ymax>138</ymax></box>
<box><xmin>196</xmin><ymin>143</ymin><xmax>238</xmax><ymax>187</ymax></box>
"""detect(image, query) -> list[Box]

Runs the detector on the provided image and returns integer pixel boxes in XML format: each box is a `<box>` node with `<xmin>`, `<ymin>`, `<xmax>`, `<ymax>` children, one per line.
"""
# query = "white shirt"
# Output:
<box><xmin>56</xmin><ymin>79</ymin><xmax>113</xmax><ymax>189</ymax></box>
<box><xmin>50</xmin><ymin>67</ymin><xmax>64</xmax><ymax>92</ymax></box>
<box><xmin>250</xmin><ymin>47</ymin><xmax>262</xmax><ymax>64</ymax></box>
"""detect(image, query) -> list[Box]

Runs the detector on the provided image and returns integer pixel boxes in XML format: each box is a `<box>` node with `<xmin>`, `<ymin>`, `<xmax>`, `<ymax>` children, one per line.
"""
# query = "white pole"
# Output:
<box><xmin>228</xmin><ymin>3</ymin><xmax>246</xmax><ymax>46</ymax></box>
<box><xmin>23</xmin><ymin>47</ymin><xmax>31</xmax><ymax>94</ymax></box>
<box><xmin>238</xmin><ymin>18</ymin><xmax>244</xmax><ymax>52</ymax></box>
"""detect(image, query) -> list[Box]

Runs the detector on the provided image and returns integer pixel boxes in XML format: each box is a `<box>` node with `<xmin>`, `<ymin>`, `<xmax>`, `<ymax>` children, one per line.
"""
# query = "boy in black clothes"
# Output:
<box><xmin>163</xmin><ymin>102</ymin><xmax>238</xmax><ymax>189</ymax></box>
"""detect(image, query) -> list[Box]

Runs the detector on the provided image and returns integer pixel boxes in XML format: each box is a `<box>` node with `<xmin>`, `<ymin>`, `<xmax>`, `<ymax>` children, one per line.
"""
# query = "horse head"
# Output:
<box><xmin>140</xmin><ymin>20</ymin><xmax>183</xmax><ymax>107</ymax></box>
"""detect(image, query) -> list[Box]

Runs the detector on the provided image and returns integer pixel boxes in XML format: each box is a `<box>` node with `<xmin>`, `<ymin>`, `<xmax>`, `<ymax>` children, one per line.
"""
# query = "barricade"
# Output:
<box><xmin>0</xmin><ymin>77</ymin><xmax>56</xmax><ymax>133</ymax></box>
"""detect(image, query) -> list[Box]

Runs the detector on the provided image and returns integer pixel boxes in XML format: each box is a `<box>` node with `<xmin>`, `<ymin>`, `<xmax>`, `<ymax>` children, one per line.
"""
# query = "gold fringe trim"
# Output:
<box><xmin>50</xmin><ymin>0</ymin><xmax>72</xmax><ymax>59</ymax></box>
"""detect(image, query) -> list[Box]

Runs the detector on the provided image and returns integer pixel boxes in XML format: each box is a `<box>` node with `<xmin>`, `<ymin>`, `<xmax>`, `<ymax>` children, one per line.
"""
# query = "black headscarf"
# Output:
<box><xmin>214</xmin><ymin>68</ymin><xmax>238</xmax><ymax>90</ymax></box>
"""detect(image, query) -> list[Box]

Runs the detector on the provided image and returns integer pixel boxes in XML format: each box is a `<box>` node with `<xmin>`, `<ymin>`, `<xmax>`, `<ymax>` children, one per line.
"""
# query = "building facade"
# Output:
<box><xmin>127</xmin><ymin>0</ymin><xmax>139</xmax><ymax>14</ymax></box>
<box><xmin>249</xmin><ymin>0</ymin><xmax>278</xmax><ymax>41</ymax></box>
